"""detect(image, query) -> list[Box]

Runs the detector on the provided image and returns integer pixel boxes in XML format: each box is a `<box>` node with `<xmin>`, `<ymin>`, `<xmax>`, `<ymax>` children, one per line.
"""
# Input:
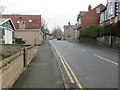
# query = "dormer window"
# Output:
<box><xmin>16</xmin><ymin>21</ymin><xmax>19</xmax><ymax>24</ymax></box>
<box><xmin>96</xmin><ymin>8</ymin><xmax>100</xmax><ymax>13</ymax></box>
<box><xmin>28</xmin><ymin>19</ymin><xmax>33</xmax><ymax>23</ymax></box>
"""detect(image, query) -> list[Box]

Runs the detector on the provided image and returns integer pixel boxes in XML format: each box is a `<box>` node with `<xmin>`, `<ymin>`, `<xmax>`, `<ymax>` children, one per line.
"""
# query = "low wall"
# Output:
<box><xmin>0</xmin><ymin>50</ymin><xmax>24</xmax><ymax>88</ymax></box>
<box><xmin>0</xmin><ymin>44</ymin><xmax>30</xmax><ymax>57</ymax></box>
<box><xmin>0</xmin><ymin>44</ymin><xmax>36</xmax><ymax>89</ymax></box>
<box><xmin>80</xmin><ymin>36</ymin><xmax>120</xmax><ymax>48</ymax></box>
<box><xmin>24</xmin><ymin>46</ymin><xmax>36</xmax><ymax>66</ymax></box>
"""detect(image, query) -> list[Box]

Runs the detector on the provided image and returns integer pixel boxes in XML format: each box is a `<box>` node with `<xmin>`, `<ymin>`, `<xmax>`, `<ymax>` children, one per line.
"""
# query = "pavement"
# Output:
<box><xmin>12</xmin><ymin>41</ymin><xmax>64</xmax><ymax>88</ymax></box>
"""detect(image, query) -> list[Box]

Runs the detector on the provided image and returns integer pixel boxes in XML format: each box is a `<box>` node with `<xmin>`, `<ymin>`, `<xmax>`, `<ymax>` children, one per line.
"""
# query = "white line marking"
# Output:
<box><xmin>80</xmin><ymin>49</ymin><xmax>87</xmax><ymax>52</ymax></box>
<box><xmin>92</xmin><ymin>54</ymin><xmax>118</xmax><ymax>65</ymax></box>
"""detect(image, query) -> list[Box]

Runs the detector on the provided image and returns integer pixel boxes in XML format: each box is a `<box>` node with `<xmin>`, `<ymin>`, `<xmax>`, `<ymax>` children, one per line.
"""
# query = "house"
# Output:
<box><xmin>64</xmin><ymin>22</ymin><xmax>78</xmax><ymax>40</ymax></box>
<box><xmin>0</xmin><ymin>15</ymin><xmax>43</xmax><ymax>45</ymax></box>
<box><xmin>76</xmin><ymin>11</ymin><xmax>88</xmax><ymax>29</ymax></box>
<box><xmin>0</xmin><ymin>18</ymin><xmax>16</xmax><ymax>44</ymax></box>
<box><xmin>100</xmin><ymin>0</ymin><xmax>120</xmax><ymax>25</ymax></box>
<box><xmin>77</xmin><ymin>4</ymin><xmax>106</xmax><ymax>29</ymax></box>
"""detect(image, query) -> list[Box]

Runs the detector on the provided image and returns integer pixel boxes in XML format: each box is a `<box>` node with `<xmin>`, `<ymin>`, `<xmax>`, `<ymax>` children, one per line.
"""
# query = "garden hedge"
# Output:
<box><xmin>80</xmin><ymin>21</ymin><xmax>120</xmax><ymax>38</ymax></box>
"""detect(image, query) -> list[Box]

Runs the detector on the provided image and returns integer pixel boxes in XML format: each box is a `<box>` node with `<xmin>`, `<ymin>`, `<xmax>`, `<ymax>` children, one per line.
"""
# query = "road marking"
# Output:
<box><xmin>58</xmin><ymin>51</ymin><xmax>83</xmax><ymax>89</ymax></box>
<box><xmin>61</xmin><ymin>55</ymin><xmax>83</xmax><ymax>89</ymax></box>
<box><xmin>57</xmin><ymin>51</ymin><xmax>75</xmax><ymax>83</ymax></box>
<box><xmin>50</xmin><ymin>42</ymin><xmax>83</xmax><ymax>89</ymax></box>
<box><xmin>50</xmin><ymin>42</ymin><xmax>75</xmax><ymax>83</ymax></box>
<box><xmin>92</xmin><ymin>54</ymin><xmax>118</xmax><ymax>65</ymax></box>
<box><xmin>80</xmin><ymin>49</ymin><xmax>87</xmax><ymax>53</ymax></box>
<box><xmin>61</xmin><ymin>57</ymin><xmax>75</xmax><ymax>83</ymax></box>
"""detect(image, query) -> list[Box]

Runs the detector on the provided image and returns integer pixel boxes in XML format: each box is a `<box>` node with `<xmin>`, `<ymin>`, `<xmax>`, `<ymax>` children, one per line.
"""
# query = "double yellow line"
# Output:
<box><xmin>52</xmin><ymin>44</ymin><xmax>83</xmax><ymax>90</ymax></box>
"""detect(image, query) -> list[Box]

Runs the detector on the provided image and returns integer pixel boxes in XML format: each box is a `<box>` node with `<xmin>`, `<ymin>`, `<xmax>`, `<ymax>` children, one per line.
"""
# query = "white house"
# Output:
<box><xmin>0</xmin><ymin>18</ymin><xmax>16</xmax><ymax>44</ymax></box>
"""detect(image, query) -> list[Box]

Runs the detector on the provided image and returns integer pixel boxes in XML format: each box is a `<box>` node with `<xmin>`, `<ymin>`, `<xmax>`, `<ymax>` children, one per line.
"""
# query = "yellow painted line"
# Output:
<box><xmin>50</xmin><ymin>41</ymin><xmax>83</xmax><ymax>89</ymax></box>
<box><xmin>50</xmin><ymin>42</ymin><xmax>75</xmax><ymax>83</ymax></box>
<box><xmin>57</xmin><ymin>51</ymin><xmax>75</xmax><ymax>84</ymax></box>
<box><xmin>92</xmin><ymin>54</ymin><xmax>118</xmax><ymax>65</ymax></box>
<box><xmin>61</xmin><ymin>55</ymin><xmax>83</xmax><ymax>90</ymax></box>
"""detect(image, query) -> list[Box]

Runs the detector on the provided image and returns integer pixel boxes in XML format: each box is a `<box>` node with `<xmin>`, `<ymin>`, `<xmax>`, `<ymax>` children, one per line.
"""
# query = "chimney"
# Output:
<box><xmin>68</xmin><ymin>22</ymin><xmax>70</xmax><ymax>25</ymax></box>
<box><xmin>88</xmin><ymin>5</ymin><xmax>92</xmax><ymax>11</ymax></box>
<box><xmin>19</xmin><ymin>17</ymin><xmax>26</xmax><ymax>29</ymax></box>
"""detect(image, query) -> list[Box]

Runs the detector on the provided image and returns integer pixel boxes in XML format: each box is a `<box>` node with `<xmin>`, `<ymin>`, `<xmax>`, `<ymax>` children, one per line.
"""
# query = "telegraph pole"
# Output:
<box><xmin>108</xmin><ymin>0</ymin><xmax>112</xmax><ymax>47</ymax></box>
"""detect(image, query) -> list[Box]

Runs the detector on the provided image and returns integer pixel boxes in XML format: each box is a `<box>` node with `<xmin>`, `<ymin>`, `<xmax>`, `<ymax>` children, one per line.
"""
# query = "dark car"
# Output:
<box><xmin>57</xmin><ymin>37</ymin><xmax>61</xmax><ymax>40</ymax></box>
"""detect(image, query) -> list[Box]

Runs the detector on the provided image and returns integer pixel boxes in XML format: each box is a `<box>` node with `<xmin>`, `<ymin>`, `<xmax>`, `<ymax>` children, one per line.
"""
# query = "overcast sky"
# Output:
<box><xmin>0</xmin><ymin>0</ymin><xmax>107</xmax><ymax>32</ymax></box>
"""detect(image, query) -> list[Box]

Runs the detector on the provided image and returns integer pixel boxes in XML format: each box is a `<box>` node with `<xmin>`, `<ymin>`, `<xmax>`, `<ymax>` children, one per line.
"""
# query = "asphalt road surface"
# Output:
<box><xmin>49</xmin><ymin>40</ymin><xmax>118</xmax><ymax>88</ymax></box>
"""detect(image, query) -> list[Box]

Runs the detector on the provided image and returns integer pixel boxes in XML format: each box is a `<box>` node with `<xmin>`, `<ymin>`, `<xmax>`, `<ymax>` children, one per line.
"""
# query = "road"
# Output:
<box><xmin>50</xmin><ymin>40</ymin><xmax>118</xmax><ymax>88</ymax></box>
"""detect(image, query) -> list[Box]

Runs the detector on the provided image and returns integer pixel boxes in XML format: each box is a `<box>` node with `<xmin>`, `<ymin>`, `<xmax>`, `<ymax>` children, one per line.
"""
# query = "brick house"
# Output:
<box><xmin>76</xmin><ymin>11</ymin><xmax>88</xmax><ymax>29</ymax></box>
<box><xmin>0</xmin><ymin>15</ymin><xmax>43</xmax><ymax>45</ymax></box>
<box><xmin>82</xmin><ymin>4</ymin><xmax>105</xmax><ymax>28</ymax></box>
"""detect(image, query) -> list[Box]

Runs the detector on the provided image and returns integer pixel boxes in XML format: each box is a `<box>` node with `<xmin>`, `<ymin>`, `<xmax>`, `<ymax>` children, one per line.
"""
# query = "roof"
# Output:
<box><xmin>0</xmin><ymin>18</ymin><xmax>16</xmax><ymax>31</ymax></box>
<box><xmin>1</xmin><ymin>15</ymin><xmax>41</xmax><ymax>29</ymax></box>
<box><xmin>64</xmin><ymin>25</ymin><xmax>78</xmax><ymax>30</ymax></box>
<box><xmin>0</xmin><ymin>18</ymin><xmax>9</xmax><ymax>25</ymax></box>
<box><xmin>80</xmin><ymin>11</ymin><xmax>88</xmax><ymax>13</ymax></box>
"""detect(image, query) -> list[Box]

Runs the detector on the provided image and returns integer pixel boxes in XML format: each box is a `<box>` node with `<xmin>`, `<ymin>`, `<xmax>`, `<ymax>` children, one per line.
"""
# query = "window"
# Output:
<box><xmin>67</xmin><ymin>35</ymin><xmax>70</xmax><ymax>38</ymax></box>
<box><xmin>17</xmin><ymin>21</ymin><xmax>19</xmax><ymax>24</ymax></box>
<box><xmin>96</xmin><ymin>8</ymin><xmax>100</xmax><ymax>13</ymax></box>
<box><xmin>28</xmin><ymin>19</ymin><xmax>33</xmax><ymax>23</ymax></box>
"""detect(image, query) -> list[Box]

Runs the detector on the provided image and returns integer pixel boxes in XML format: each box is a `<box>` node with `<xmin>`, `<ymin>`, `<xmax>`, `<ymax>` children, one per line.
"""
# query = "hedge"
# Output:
<box><xmin>80</xmin><ymin>25</ymin><xmax>101</xmax><ymax>38</ymax></box>
<box><xmin>80</xmin><ymin>21</ymin><xmax>120</xmax><ymax>38</ymax></box>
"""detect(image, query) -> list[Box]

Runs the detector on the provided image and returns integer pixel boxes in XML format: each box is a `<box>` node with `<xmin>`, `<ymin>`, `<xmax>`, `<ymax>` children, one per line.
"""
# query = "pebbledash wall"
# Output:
<box><xmin>0</xmin><ymin>44</ymin><xmax>36</xmax><ymax>89</ymax></box>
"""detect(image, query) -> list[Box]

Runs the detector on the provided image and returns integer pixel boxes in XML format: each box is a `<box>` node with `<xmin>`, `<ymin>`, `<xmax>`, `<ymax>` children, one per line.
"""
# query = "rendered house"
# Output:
<box><xmin>0</xmin><ymin>15</ymin><xmax>43</xmax><ymax>45</ymax></box>
<box><xmin>0</xmin><ymin>18</ymin><xmax>15</xmax><ymax>44</ymax></box>
<box><xmin>64</xmin><ymin>22</ymin><xmax>78</xmax><ymax>40</ymax></box>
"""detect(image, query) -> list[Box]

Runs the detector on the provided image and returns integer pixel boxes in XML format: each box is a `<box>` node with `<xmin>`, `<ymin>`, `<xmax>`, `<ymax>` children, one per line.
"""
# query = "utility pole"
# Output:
<box><xmin>108</xmin><ymin>0</ymin><xmax>112</xmax><ymax>47</ymax></box>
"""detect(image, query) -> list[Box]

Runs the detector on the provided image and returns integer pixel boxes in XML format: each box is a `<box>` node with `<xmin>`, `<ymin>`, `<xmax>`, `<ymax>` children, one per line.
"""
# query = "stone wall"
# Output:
<box><xmin>1</xmin><ymin>51</ymin><xmax>24</xmax><ymax>88</ymax></box>
<box><xmin>0</xmin><ymin>44</ymin><xmax>36</xmax><ymax>89</ymax></box>
<box><xmin>0</xmin><ymin>44</ymin><xmax>30</xmax><ymax>57</ymax></box>
<box><xmin>24</xmin><ymin>46</ymin><xmax>36</xmax><ymax>66</ymax></box>
<box><xmin>80</xmin><ymin>36</ymin><xmax>120</xmax><ymax>48</ymax></box>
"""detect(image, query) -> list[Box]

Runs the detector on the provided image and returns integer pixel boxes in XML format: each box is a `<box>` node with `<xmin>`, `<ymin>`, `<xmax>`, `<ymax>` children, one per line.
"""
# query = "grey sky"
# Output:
<box><xmin>0</xmin><ymin>0</ymin><xmax>107</xmax><ymax>32</ymax></box>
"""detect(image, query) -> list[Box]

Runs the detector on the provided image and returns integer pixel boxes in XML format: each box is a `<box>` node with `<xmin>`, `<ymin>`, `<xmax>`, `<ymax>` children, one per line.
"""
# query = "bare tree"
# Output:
<box><xmin>0</xmin><ymin>5</ymin><xmax>5</xmax><ymax>14</ymax></box>
<box><xmin>41</xmin><ymin>18</ymin><xmax>48</xmax><ymax>30</ymax></box>
<box><xmin>52</xmin><ymin>26</ymin><xmax>63</xmax><ymax>38</ymax></box>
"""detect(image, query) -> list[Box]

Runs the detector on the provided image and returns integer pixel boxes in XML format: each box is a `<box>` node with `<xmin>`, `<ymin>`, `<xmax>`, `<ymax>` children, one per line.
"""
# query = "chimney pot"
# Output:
<box><xmin>68</xmin><ymin>22</ymin><xmax>70</xmax><ymax>25</ymax></box>
<box><xmin>88</xmin><ymin>5</ymin><xmax>92</xmax><ymax>11</ymax></box>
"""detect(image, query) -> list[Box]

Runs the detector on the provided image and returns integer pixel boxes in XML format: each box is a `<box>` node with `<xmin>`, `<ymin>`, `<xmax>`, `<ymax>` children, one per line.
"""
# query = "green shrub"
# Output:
<box><xmin>112</xmin><ymin>21</ymin><xmax>120</xmax><ymax>37</ymax></box>
<box><xmin>80</xmin><ymin>25</ymin><xmax>101</xmax><ymax>38</ymax></box>
<box><xmin>80</xmin><ymin>21</ymin><xmax>120</xmax><ymax>38</ymax></box>
<box><xmin>15</xmin><ymin>40</ymin><xmax>25</xmax><ymax>44</ymax></box>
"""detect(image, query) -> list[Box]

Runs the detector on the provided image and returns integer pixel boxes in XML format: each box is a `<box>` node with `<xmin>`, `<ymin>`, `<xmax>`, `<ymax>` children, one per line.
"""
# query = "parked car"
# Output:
<box><xmin>57</xmin><ymin>37</ymin><xmax>61</xmax><ymax>40</ymax></box>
